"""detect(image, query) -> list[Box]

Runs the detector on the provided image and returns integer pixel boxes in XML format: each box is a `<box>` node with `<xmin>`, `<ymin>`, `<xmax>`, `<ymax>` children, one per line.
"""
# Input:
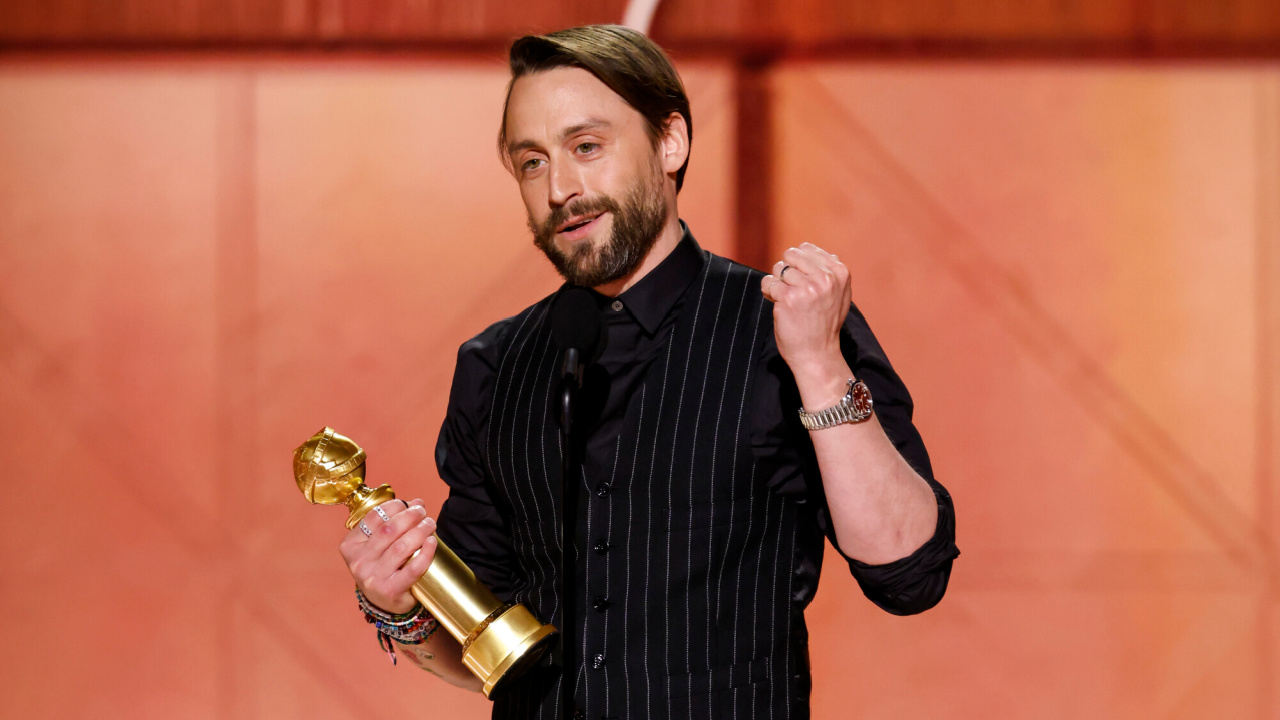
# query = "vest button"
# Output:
<box><xmin>592</xmin><ymin>653</ymin><xmax>606</xmax><ymax>669</ymax></box>
<box><xmin>596</xmin><ymin>483</ymin><xmax>611</xmax><ymax>497</ymax></box>
<box><xmin>593</xmin><ymin>596</ymin><xmax>610</xmax><ymax>612</ymax></box>
<box><xmin>611</xmin><ymin>300</ymin><xmax>624</xmax><ymax>312</ymax></box>
<box><xmin>594</xmin><ymin>540</ymin><xmax>610</xmax><ymax>555</ymax></box>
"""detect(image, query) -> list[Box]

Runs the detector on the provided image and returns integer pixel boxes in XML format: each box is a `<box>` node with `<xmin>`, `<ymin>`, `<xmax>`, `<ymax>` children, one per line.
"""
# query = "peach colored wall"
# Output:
<box><xmin>1</xmin><ymin>57</ymin><xmax>1276</xmax><ymax>719</ymax></box>
<box><xmin>784</xmin><ymin>63</ymin><xmax>1280</xmax><ymax>719</ymax></box>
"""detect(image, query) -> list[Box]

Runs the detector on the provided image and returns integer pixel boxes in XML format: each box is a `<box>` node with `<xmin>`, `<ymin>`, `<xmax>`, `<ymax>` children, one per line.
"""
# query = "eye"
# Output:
<box><xmin>521</xmin><ymin>157</ymin><xmax>544</xmax><ymax>172</ymax></box>
<box><xmin>576</xmin><ymin>142</ymin><xmax>598</xmax><ymax>154</ymax></box>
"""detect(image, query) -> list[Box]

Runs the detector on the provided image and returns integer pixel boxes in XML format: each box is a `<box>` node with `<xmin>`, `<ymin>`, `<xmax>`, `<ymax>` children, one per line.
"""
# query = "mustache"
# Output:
<box><xmin>539</xmin><ymin>195</ymin><xmax>623</xmax><ymax>237</ymax></box>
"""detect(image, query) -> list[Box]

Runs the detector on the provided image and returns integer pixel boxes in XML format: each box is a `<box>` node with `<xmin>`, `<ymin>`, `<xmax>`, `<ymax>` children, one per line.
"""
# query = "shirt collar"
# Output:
<box><xmin>603</xmin><ymin>220</ymin><xmax>705</xmax><ymax>335</ymax></box>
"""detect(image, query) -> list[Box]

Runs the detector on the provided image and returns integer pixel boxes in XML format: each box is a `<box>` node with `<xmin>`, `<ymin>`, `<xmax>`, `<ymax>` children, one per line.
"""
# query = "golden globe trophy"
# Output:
<box><xmin>292</xmin><ymin>427</ymin><xmax>558</xmax><ymax>698</ymax></box>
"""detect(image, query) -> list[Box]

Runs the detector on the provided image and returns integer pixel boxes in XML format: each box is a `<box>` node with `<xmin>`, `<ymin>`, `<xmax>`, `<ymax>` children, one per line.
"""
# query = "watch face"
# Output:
<box><xmin>852</xmin><ymin>381</ymin><xmax>873</xmax><ymax>416</ymax></box>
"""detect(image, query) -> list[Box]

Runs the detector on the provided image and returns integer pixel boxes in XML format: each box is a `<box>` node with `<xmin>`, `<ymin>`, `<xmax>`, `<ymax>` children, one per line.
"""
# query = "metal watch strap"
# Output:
<box><xmin>797</xmin><ymin>378</ymin><xmax>873</xmax><ymax>431</ymax></box>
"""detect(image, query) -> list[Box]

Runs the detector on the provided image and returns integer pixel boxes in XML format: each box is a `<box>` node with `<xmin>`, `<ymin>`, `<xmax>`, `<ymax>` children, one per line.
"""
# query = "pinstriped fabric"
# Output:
<box><xmin>484</xmin><ymin>254</ymin><xmax>812</xmax><ymax>719</ymax></box>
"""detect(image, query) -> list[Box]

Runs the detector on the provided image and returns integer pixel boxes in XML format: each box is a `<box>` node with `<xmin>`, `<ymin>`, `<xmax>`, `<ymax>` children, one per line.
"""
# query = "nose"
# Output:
<box><xmin>547</xmin><ymin>157</ymin><xmax>583</xmax><ymax>209</ymax></box>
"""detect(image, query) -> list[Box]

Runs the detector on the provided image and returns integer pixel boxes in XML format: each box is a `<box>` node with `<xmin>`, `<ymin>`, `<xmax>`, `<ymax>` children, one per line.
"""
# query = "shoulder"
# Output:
<box><xmin>702</xmin><ymin>251</ymin><xmax>771</xmax><ymax>323</ymax></box>
<box><xmin>455</xmin><ymin>292</ymin><xmax>557</xmax><ymax>374</ymax></box>
<box><xmin>442</xmin><ymin>293</ymin><xmax>558</xmax><ymax>438</ymax></box>
<box><xmin>705</xmin><ymin>250</ymin><xmax>768</xmax><ymax>287</ymax></box>
<box><xmin>701</xmin><ymin>250</ymin><xmax>772</xmax><ymax>335</ymax></box>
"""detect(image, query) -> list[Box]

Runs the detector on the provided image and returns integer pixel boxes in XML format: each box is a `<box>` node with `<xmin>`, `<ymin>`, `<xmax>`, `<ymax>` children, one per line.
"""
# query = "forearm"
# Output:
<box><xmin>393</xmin><ymin>631</ymin><xmax>484</xmax><ymax>693</ymax></box>
<box><xmin>793</xmin><ymin>354</ymin><xmax>938</xmax><ymax>565</ymax></box>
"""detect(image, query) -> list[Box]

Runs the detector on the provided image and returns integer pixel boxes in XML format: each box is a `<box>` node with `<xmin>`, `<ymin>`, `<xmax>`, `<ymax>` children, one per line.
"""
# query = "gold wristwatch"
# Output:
<box><xmin>798</xmin><ymin>377</ymin><xmax>873</xmax><ymax>431</ymax></box>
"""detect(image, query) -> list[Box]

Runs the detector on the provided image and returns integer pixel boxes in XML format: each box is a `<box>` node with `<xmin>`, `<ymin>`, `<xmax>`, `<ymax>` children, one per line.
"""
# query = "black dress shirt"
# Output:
<box><xmin>434</xmin><ymin>222</ymin><xmax>958</xmax><ymax>719</ymax></box>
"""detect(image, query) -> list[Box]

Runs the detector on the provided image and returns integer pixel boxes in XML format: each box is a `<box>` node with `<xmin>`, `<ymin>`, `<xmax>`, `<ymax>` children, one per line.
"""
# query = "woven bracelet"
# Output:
<box><xmin>355</xmin><ymin>586</ymin><xmax>440</xmax><ymax>664</ymax></box>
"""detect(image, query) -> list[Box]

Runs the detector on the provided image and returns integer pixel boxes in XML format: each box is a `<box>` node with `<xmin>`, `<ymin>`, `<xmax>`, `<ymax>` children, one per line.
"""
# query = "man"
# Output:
<box><xmin>338</xmin><ymin>24</ymin><xmax>958</xmax><ymax>720</ymax></box>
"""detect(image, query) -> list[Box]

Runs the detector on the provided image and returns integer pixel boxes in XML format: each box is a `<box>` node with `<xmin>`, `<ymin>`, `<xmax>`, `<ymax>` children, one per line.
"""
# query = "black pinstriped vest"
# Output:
<box><xmin>482</xmin><ymin>252</ymin><xmax>813</xmax><ymax>720</ymax></box>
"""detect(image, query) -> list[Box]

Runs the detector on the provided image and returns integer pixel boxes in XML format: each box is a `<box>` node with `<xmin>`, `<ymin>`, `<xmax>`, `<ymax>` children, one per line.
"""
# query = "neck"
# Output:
<box><xmin>591</xmin><ymin>210</ymin><xmax>683</xmax><ymax>297</ymax></box>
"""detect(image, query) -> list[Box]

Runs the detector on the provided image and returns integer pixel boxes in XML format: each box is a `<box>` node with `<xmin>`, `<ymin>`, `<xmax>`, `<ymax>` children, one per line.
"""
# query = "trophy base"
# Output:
<box><xmin>461</xmin><ymin>604</ymin><xmax>559</xmax><ymax>699</ymax></box>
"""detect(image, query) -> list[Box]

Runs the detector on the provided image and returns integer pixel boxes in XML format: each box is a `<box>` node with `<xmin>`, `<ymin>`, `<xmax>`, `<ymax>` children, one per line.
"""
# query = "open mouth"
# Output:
<box><xmin>557</xmin><ymin>212</ymin><xmax>603</xmax><ymax>235</ymax></box>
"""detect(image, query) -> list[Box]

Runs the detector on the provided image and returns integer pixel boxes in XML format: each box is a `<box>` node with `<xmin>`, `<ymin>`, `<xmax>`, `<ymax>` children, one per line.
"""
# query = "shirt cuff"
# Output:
<box><xmin>846</xmin><ymin>484</ymin><xmax>960</xmax><ymax>616</ymax></box>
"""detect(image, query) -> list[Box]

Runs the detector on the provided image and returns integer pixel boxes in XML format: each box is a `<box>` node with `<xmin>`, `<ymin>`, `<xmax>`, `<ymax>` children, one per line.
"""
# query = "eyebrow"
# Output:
<box><xmin>507</xmin><ymin>119</ymin><xmax>613</xmax><ymax>156</ymax></box>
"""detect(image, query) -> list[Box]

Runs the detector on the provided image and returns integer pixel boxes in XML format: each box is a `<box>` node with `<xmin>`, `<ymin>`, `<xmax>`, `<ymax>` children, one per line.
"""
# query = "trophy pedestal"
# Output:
<box><xmin>461</xmin><ymin>605</ymin><xmax>560</xmax><ymax>697</ymax></box>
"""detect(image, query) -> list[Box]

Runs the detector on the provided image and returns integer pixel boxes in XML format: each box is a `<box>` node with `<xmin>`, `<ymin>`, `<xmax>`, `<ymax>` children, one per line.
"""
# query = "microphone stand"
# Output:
<box><xmin>559</xmin><ymin>347</ymin><xmax>582</xmax><ymax>720</ymax></box>
<box><xmin>548</xmin><ymin>286</ymin><xmax>600</xmax><ymax>719</ymax></box>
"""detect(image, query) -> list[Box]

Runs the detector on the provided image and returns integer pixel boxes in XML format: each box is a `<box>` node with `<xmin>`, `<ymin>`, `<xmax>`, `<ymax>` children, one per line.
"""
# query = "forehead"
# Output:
<box><xmin>505</xmin><ymin>66</ymin><xmax>641</xmax><ymax>147</ymax></box>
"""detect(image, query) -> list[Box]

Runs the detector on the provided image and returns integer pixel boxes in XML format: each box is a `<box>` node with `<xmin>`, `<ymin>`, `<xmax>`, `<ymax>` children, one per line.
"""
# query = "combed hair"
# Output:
<box><xmin>498</xmin><ymin>24</ymin><xmax>693</xmax><ymax>192</ymax></box>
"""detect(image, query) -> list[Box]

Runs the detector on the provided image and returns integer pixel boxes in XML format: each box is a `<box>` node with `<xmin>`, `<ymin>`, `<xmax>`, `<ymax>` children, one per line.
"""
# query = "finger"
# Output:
<box><xmin>769</xmin><ymin>260</ymin><xmax>795</xmax><ymax>288</ymax></box>
<box><xmin>374</xmin><ymin>498</ymin><xmax>412</xmax><ymax>523</ymax></box>
<box><xmin>389</xmin><ymin>534</ymin><xmax>438</xmax><ymax>589</ymax></box>
<box><xmin>362</xmin><ymin>498</ymin><xmax>417</xmax><ymax>539</ymax></box>
<box><xmin>378</xmin><ymin>514</ymin><xmax>438</xmax><ymax>573</ymax></box>
<box><xmin>366</xmin><ymin>503</ymin><xmax>429</xmax><ymax>555</ymax></box>
<box><xmin>800</xmin><ymin>243</ymin><xmax>848</xmax><ymax>281</ymax></box>
<box><xmin>340</xmin><ymin>522</ymin><xmax>371</xmax><ymax>560</ymax></box>
<box><xmin>760</xmin><ymin>273</ymin><xmax>794</xmax><ymax>304</ymax></box>
<box><xmin>780</xmin><ymin>246</ymin><xmax>829</xmax><ymax>281</ymax></box>
<box><xmin>799</xmin><ymin>241</ymin><xmax>837</xmax><ymax>261</ymax></box>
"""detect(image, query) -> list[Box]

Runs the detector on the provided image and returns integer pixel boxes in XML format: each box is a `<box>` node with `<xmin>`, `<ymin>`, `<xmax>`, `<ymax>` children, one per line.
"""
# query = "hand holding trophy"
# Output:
<box><xmin>292</xmin><ymin>427</ymin><xmax>558</xmax><ymax>698</ymax></box>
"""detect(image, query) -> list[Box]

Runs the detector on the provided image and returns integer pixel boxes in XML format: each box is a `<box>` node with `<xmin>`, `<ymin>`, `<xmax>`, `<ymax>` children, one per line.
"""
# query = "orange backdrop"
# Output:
<box><xmin>1</xmin><ymin>55</ymin><xmax>1277</xmax><ymax>719</ymax></box>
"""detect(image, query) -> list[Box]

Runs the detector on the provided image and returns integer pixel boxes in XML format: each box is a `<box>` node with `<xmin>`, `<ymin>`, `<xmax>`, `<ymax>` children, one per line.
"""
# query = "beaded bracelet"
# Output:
<box><xmin>355</xmin><ymin>586</ymin><xmax>440</xmax><ymax>665</ymax></box>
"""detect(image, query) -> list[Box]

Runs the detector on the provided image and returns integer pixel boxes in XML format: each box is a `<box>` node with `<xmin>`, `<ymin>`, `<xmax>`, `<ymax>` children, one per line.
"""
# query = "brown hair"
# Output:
<box><xmin>498</xmin><ymin>24</ymin><xmax>693</xmax><ymax>192</ymax></box>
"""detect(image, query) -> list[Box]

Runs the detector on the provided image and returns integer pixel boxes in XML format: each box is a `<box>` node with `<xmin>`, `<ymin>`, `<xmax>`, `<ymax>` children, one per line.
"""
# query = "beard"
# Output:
<box><xmin>530</xmin><ymin>165</ymin><xmax>668</xmax><ymax>288</ymax></box>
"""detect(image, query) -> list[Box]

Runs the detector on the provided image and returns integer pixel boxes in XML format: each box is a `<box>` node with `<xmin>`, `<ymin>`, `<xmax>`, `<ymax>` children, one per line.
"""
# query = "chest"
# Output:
<box><xmin>482</xmin><ymin>261</ymin><xmax>768</xmax><ymax>540</ymax></box>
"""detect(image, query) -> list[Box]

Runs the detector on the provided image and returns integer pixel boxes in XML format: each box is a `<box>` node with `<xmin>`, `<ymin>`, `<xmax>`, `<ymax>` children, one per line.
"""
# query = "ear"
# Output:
<box><xmin>657</xmin><ymin>111</ymin><xmax>690</xmax><ymax>177</ymax></box>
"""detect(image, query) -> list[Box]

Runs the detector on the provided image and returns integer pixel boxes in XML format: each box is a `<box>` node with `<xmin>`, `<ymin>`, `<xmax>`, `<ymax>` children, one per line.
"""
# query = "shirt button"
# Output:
<box><xmin>594</xmin><ymin>540</ymin><xmax>610</xmax><ymax>555</ymax></box>
<box><xmin>593</xmin><ymin>595</ymin><xmax>610</xmax><ymax>612</ymax></box>
<box><xmin>592</xmin><ymin>653</ymin><xmax>606</xmax><ymax>669</ymax></box>
<box><xmin>611</xmin><ymin>300</ymin><xmax>624</xmax><ymax>312</ymax></box>
<box><xmin>596</xmin><ymin>483</ymin><xmax>612</xmax><ymax>498</ymax></box>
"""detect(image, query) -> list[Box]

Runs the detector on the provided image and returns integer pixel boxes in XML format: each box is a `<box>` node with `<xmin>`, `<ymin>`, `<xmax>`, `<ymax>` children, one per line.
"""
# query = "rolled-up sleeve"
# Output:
<box><xmin>752</xmin><ymin>301</ymin><xmax>959</xmax><ymax>616</ymax></box>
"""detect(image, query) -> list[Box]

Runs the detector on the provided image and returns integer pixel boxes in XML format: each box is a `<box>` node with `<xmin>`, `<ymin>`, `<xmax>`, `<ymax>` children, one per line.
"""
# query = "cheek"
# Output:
<box><xmin>520</xmin><ymin>183</ymin><xmax>548</xmax><ymax>224</ymax></box>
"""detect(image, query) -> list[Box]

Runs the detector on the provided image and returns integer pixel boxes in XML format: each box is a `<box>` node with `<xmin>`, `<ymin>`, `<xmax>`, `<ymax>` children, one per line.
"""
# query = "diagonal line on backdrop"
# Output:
<box><xmin>248</xmin><ymin>244</ymin><xmax>559</xmax><ymax>553</ymax></box>
<box><xmin>0</xmin><ymin>220</ymin><xmax>379</xmax><ymax>720</ymax></box>
<box><xmin>370</xmin><ymin>243</ymin><xmax>562</xmax><ymax>448</ymax></box>
<box><xmin>798</xmin><ymin>71</ymin><xmax>1275</xmax><ymax>572</ymax></box>
<box><xmin>241</xmin><ymin>593</ymin><xmax>405</xmax><ymax>720</ymax></box>
<box><xmin>0</xmin><ymin>307</ymin><xmax>219</xmax><ymax>559</ymax></box>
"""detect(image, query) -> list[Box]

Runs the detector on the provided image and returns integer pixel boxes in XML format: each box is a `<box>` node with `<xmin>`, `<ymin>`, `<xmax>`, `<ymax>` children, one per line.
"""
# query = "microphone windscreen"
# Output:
<box><xmin>549</xmin><ymin>286</ymin><xmax>604</xmax><ymax>359</ymax></box>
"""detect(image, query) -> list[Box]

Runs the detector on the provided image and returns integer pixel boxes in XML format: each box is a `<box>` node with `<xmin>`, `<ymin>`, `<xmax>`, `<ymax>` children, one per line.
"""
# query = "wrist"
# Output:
<box><xmin>789</xmin><ymin>351</ymin><xmax>854</xmax><ymax>409</ymax></box>
<box><xmin>357</xmin><ymin>586</ymin><xmax>439</xmax><ymax>659</ymax></box>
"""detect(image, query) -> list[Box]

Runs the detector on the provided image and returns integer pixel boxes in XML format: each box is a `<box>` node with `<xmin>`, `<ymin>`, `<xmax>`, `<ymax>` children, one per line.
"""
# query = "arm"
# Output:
<box><xmin>761</xmin><ymin>244</ymin><xmax>939</xmax><ymax>565</ymax></box>
<box><xmin>391</xmin><ymin>628</ymin><xmax>484</xmax><ymax>692</ymax></box>
<box><xmin>337</xmin><ymin>498</ymin><xmax>481</xmax><ymax>691</ymax></box>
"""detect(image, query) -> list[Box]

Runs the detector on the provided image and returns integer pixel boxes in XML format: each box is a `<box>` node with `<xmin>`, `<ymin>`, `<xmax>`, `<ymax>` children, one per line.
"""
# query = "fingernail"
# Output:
<box><xmin>425</xmin><ymin>535</ymin><xmax>437</xmax><ymax>546</ymax></box>
<box><xmin>415</xmin><ymin>505</ymin><xmax>427</xmax><ymax>515</ymax></box>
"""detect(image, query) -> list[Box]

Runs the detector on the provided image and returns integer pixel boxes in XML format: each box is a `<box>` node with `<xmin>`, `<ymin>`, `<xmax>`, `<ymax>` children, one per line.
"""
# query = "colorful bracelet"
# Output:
<box><xmin>355</xmin><ymin>586</ymin><xmax>440</xmax><ymax>664</ymax></box>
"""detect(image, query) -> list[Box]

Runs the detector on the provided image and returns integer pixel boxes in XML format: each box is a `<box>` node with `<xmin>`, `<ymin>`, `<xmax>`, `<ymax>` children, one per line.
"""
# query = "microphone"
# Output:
<box><xmin>549</xmin><ymin>286</ymin><xmax>606</xmax><ymax>394</ymax></box>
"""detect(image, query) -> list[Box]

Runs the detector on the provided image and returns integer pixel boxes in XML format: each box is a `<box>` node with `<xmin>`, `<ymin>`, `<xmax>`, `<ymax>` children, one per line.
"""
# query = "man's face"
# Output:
<box><xmin>504</xmin><ymin>66</ymin><xmax>668</xmax><ymax>288</ymax></box>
